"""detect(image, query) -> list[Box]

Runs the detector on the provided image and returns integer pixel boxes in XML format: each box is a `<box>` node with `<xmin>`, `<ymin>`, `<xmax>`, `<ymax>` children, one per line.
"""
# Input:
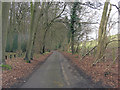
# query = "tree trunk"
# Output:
<box><xmin>0</xmin><ymin>2</ymin><xmax>2</xmax><ymax>64</ymax></box>
<box><xmin>71</xmin><ymin>32</ymin><xmax>75</xmax><ymax>54</ymax></box>
<box><xmin>18</xmin><ymin>26</ymin><xmax>22</xmax><ymax>57</ymax></box>
<box><xmin>2</xmin><ymin>2</ymin><xmax>10</xmax><ymax>64</ymax></box>
<box><xmin>7</xmin><ymin>6</ymin><xmax>13</xmax><ymax>52</ymax></box>
<box><xmin>42</xmin><ymin>29</ymin><xmax>48</xmax><ymax>54</ymax></box>
<box><xmin>96</xmin><ymin>0</ymin><xmax>111</xmax><ymax>60</ymax></box>
<box><xmin>42</xmin><ymin>4</ymin><xmax>49</xmax><ymax>54</ymax></box>
<box><xmin>30</xmin><ymin>3</ymin><xmax>44</xmax><ymax>58</ymax></box>
<box><xmin>118</xmin><ymin>2</ymin><xmax>120</xmax><ymax>77</ymax></box>
<box><xmin>25</xmin><ymin>2</ymin><xmax>44</xmax><ymax>61</ymax></box>
<box><xmin>24</xmin><ymin>2</ymin><xmax>37</xmax><ymax>62</ymax></box>
<box><xmin>70</xmin><ymin>2</ymin><xmax>78</xmax><ymax>54</ymax></box>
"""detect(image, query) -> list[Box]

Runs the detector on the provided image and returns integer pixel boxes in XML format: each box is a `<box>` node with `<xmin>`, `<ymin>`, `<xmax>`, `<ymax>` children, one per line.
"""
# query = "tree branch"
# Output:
<box><xmin>44</xmin><ymin>3</ymin><xmax>67</xmax><ymax>31</ymax></box>
<box><xmin>105</xmin><ymin>39</ymin><xmax>120</xmax><ymax>49</ymax></box>
<box><xmin>55</xmin><ymin>19</ymin><xmax>99</xmax><ymax>24</ymax></box>
<box><xmin>51</xmin><ymin>3</ymin><xmax>66</xmax><ymax>23</ymax></box>
<box><xmin>78</xmin><ymin>1</ymin><xmax>102</xmax><ymax>10</ymax></box>
<box><xmin>80</xmin><ymin>45</ymin><xmax>97</xmax><ymax>60</ymax></box>
<box><xmin>112</xmin><ymin>4</ymin><xmax>119</xmax><ymax>10</ymax></box>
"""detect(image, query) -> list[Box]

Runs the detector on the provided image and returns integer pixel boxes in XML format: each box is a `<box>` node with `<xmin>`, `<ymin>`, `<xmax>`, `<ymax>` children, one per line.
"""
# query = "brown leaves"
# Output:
<box><xmin>2</xmin><ymin>53</ymin><xmax>52</xmax><ymax>88</ymax></box>
<box><xmin>62</xmin><ymin>52</ymin><xmax>118</xmax><ymax>88</ymax></box>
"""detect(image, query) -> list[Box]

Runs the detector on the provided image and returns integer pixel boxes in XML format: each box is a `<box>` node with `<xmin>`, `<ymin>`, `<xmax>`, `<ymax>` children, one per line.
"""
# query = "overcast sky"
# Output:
<box><xmin>89</xmin><ymin>0</ymin><xmax>119</xmax><ymax>39</ymax></box>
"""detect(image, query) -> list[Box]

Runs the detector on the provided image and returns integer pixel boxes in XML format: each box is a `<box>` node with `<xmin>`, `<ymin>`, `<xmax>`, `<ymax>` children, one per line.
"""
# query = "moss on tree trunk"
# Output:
<box><xmin>96</xmin><ymin>0</ymin><xmax>111</xmax><ymax>62</ymax></box>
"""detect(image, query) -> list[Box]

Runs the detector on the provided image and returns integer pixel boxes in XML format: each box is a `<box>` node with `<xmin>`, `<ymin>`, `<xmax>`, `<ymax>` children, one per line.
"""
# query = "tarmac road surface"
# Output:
<box><xmin>20</xmin><ymin>51</ymin><xmax>102</xmax><ymax>88</ymax></box>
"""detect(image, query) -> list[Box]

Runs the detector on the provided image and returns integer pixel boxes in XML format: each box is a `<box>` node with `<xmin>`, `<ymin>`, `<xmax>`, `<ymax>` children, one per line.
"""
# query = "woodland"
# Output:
<box><xmin>1</xmin><ymin>0</ymin><xmax>120</xmax><ymax>88</ymax></box>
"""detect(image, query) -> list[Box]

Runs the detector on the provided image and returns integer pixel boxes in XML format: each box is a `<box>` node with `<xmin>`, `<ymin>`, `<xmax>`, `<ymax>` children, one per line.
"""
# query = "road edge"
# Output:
<box><xmin>10</xmin><ymin>52</ymin><xmax>53</xmax><ymax>88</ymax></box>
<box><xmin>60</xmin><ymin>51</ymin><xmax>112</xmax><ymax>88</ymax></box>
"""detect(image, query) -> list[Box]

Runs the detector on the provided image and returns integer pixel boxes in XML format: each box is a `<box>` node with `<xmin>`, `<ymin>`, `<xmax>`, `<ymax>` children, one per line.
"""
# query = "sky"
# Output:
<box><xmin>109</xmin><ymin>0</ymin><xmax>119</xmax><ymax>35</ymax></box>
<box><xmin>89</xmin><ymin>0</ymin><xmax>119</xmax><ymax>39</ymax></box>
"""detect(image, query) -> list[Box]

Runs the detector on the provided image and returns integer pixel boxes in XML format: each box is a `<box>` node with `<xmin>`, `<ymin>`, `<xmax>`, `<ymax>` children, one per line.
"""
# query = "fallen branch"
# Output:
<box><xmin>80</xmin><ymin>45</ymin><xmax>97</xmax><ymax>61</ymax></box>
<box><xmin>92</xmin><ymin>55</ymin><xmax>105</xmax><ymax>66</ymax></box>
<box><xmin>79</xmin><ymin>39</ymin><xmax>119</xmax><ymax>61</ymax></box>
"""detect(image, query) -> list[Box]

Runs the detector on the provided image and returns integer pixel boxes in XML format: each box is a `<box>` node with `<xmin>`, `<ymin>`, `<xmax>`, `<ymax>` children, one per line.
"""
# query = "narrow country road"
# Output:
<box><xmin>20</xmin><ymin>51</ymin><xmax>96</xmax><ymax>88</ymax></box>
